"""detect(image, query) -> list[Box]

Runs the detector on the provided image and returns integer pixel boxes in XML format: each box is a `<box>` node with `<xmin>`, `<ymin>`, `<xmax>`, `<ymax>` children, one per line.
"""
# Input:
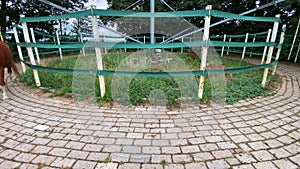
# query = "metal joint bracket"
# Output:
<box><xmin>276</xmin><ymin>44</ymin><xmax>283</xmax><ymax>49</ymax></box>
<box><xmin>204</xmin><ymin>40</ymin><xmax>210</xmax><ymax>47</ymax></box>
<box><xmin>90</xmin><ymin>5</ymin><xmax>96</xmax><ymax>16</ymax></box>
<box><xmin>208</xmin><ymin>9</ymin><xmax>211</xmax><ymax>17</ymax></box>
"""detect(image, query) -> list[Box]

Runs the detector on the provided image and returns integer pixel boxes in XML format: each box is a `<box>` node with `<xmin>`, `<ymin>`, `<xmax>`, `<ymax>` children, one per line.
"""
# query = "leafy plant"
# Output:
<box><xmin>37</xmin><ymin>163</ymin><xmax>46</xmax><ymax>169</ymax></box>
<box><xmin>104</xmin><ymin>157</ymin><xmax>112</xmax><ymax>163</ymax></box>
<box><xmin>160</xmin><ymin>159</ymin><xmax>167</xmax><ymax>166</ymax></box>
<box><xmin>19</xmin><ymin>53</ymin><xmax>281</xmax><ymax>107</ymax></box>
<box><xmin>0</xmin><ymin>138</ymin><xmax>8</xmax><ymax>145</ymax></box>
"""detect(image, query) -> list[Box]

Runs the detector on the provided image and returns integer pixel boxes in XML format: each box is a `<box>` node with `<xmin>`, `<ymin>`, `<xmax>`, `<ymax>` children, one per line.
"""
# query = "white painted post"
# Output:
<box><xmin>91</xmin><ymin>5</ymin><xmax>106</xmax><ymax>97</ymax></box>
<box><xmin>189</xmin><ymin>37</ymin><xmax>192</xmax><ymax>53</ymax></box>
<box><xmin>272</xmin><ymin>24</ymin><xmax>286</xmax><ymax>75</ymax></box>
<box><xmin>150</xmin><ymin>0</ymin><xmax>155</xmax><ymax>45</ymax></box>
<box><xmin>261</xmin><ymin>29</ymin><xmax>272</xmax><ymax>64</ymax></box>
<box><xmin>262</xmin><ymin>14</ymin><xmax>280</xmax><ymax>87</ymax></box>
<box><xmin>0</xmin><ymin>26</ymin><xmax>3</xmax><ymax>41</ymax></box>
<box><xmin>181</xmin><ymin>37</ymin><xmax>184</xmax><ymax>53</ymax></box>
<box><xmin>250</xmin><ymin>35</ymin><xmax>256</xmax><ymax>58</ymax></box>
<box><xmin>143</xmin><ymin>36</ymin><xmax>146</xmax><ymax>44</ymax></box>
<box><xmin>198</xmin><ymin>5</ymin><xmax>212</xmax><ymax>99</ymax></box>
<box><xmin>56</xmin><ymin>31</ymin><xmax>63</xmax><ymax>60</ymax></box>
<box><xmin>20</xmin><ymin>15</ymin><xmax>41</xmax><ymax>87</ymax></box>
<box><xmin>104</xmin><ymin>35</ymin><xmax>107</xmax><ymax>54</ymax></box>
<box><xmin>241</xmin><ymin>33</ymin><xmax>249</xmax><ymax>60</ymax></box>
<box><xmin>288</xmin><ymin>19</ymin><xmax>300</xmax><ymax>60</ymax></box>
<box><xmin>80</xmin><ymin>33</ymin><xmax>86</xmax><ymax>56</ymax></box>
<box><xmin>0</xmin><ymin>32</ymin><xmax>3</xmax><ymax>41</ymax></box>
<box><xmin>78</xmin><ymin>33</ymin><xmax>82</xmax><ymax>54</ymax></box>
<box><xmin>12</xmin><ymin>24</ymin><xmax>26</xmax><ymax>72</ymax></box>
<box><xmin>221</xmin><ymin>34</ymin><xmax>226</xmax><ymax>57</ymax></box>
<box><xmin>226</xmin><ymin>38</ymin><xmax>231</xmax><ymax>55</ymax></box>
<box><xmin>294</xmin><ymin>42</ymin><xmax>300</xmax><ymax>63</ymax></box>
<box><xmin>124</xmin><ymin>37</ymin><xmax>127</xmax><ymax>53</ymax></box>
<box><xmin>30</xmin><ymin>28</ymin><xmax>41</xmax><ymax>64</ymax></box>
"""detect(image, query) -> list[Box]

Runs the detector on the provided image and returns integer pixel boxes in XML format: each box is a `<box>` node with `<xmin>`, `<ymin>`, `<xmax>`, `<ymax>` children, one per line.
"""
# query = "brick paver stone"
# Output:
<box><xmin>73</xmin><ymin>160</ymin><xmax>97</xmax><ymax>169</ymax></box>
<box><xmin>253</xmin><ymin>161</ymin><xmax>277</xmax><ymax>169</ymax></box>
<box><xmin>50</xmin><ymin>157</ymin><xmax>76</xmax><ymax>168</ymax></box>
<box><xmin>207</xmin><ymin>159</ymin><xmax>229</xmax><ymax>169</ymax></box>
<box><xmin>273</xmin><ymin>159</ymin><xmax>298</xmax><ymax>169</ymax></box>
<box><xmin>96</xmin><ymin>163</ymin><xmax>118</xmax><ymax>169</ymax></box>
<box><xmin>0</xmin><ymin>160</ymin><xmax>20</xmax><ymax>169</ymax></box>
<box><xmin>14</xmin><ymin>153</ymin><xmax>37</xmax><ymax>163</ymax></box>
<box><xmin>0</xmin><ymin>60</ymin><xmax>300</xmax><ymax>168</ymax></box>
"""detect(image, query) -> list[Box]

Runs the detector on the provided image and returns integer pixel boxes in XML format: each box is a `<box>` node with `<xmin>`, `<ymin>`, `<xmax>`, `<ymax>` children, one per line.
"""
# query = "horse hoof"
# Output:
<box><xmin>2</xmin><ymin>96</ymin><xmax>8</xmax><ymax>100</ymax></box>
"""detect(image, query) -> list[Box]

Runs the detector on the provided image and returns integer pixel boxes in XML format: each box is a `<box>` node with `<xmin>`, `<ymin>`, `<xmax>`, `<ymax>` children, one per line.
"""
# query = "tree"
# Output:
<box><xmin>0</xmin><ymin>0</ymin><xmax>88</xmax><ymax>41</ymax></box>
<box><xmin>0</xmin><ymin>0</ymin><xmax>8</xmax><ymax>37</ymax></box>
<box><xmin>71</xmin><ymin>18</ymin><xmax>92</xmax><ymax>35</ymax></box>
<box><xmin>106</xmin><ymin>0</ymin><xmax>299</xmax><ymax>35</ymax></box>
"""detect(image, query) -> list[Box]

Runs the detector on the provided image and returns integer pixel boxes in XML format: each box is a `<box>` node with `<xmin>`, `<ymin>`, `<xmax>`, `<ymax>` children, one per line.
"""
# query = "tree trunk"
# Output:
<box><xmin>0</xmin><ymin>0</ymin><xmax>7</xmax><ymax>40</ymax></box>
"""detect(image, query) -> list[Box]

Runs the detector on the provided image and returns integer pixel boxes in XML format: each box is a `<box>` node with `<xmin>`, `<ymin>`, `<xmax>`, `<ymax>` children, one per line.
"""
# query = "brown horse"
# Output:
<box><xmin>0</xmin><ymin>41</ymin><xmax>20</xmax><ymax>99</ymax></box>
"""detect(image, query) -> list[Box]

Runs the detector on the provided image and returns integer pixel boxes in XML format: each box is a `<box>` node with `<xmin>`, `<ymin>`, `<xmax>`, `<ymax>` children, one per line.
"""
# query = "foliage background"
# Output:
<box><xmin>1</xmin><ymin>0</ymin><xmax>299</xmax><ymax>37</ymax></box>
<box><xmin>0</xmin><ymin>0</ymin><xmax>299</xmax><ymax>60</ymax></box>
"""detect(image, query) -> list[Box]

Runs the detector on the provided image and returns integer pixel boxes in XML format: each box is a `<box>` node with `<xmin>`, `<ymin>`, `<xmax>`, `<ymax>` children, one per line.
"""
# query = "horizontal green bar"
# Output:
<box><xmin>17</xmin><ymin>41</ymin><xmax>276</xmax><ymax>49</ymax></box>
<box><xmin>19</xmin><ymin>9</ymin><xmax>281</xmax><ymax>23</ymax></box>
<box><xmin>19</xmin><ymin>10</ymin><xmax>92</xmax><ymax>23</ymax></box>
<box><xmin>211</xmin><ymin>10</ymin><xmax>281</xmax><ymax>22</ymax></box>
<box><xmin>21</xmin><ymin>59</ymin><xmax>278</xmax><ymax>77</ymax></box>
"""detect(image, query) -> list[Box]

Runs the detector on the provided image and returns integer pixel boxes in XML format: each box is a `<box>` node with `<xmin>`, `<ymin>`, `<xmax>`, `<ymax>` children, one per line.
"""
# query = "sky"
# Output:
<box><xmin>86</xmin><ymin>0</ymin><xmax>108</xmax><ymax>9</ymax></box>
<box><xmin>64</xmin><ymin>0</ymin><xmax>117</xmax><ymax>36</ymax></box>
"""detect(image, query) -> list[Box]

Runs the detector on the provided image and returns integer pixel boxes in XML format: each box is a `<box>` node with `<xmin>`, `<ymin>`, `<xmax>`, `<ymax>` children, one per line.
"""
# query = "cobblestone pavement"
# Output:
<box><xmin>0</xmin><ymin>60</ymin><xmax>299</xmax><ymax>169</ymax></box>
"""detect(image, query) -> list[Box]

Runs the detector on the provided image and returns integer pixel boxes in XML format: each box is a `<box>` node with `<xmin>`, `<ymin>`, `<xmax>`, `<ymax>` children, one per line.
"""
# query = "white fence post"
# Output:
<box><xmin>30</xmin><ymin>28</ymin><xmax>41</xmax><ymax>64</ymax></box>
<box><xmin>221</xmin><ymin>34</ymin><xmax>226</xmax><ymax>57</ymax></box>
<box><xmin>20</xmin><ymin>15</ymin><xmax>41</xmax><ymax>87</ymax></box>
<box><xmin>78</xmin><ymin>33</ymin><xmax>81</xmax><ymax>54</ymax></box>
<box><xmin>81</xmin><ymin>33</ymin><xmax>86</xmax><ymax>56</ymax></box>
<box><xmin>181</xmin><ymin>37</ymin><xmax>184</xmax><ymax>53</ymax></box>
<box><xmin>104</xmin><ymin>35</ymin><xmax>108</xmax><ymax>54</ymax></box>
<box><xmin>261</xmin><ymin>29</ymin><xmax>272</xmax><ymax>64</ymax></box>
<box><xmin>241</xmin><ymin>33</ymin><xmax>249</xmax><ymax>60</ymax></box>
<box><xmin>80</xmin><ymin>33</ymin><xmax>86</xmax><ymax>56</ymax></box>
<box><xmin>294</xmin><ymin>42</ymin><xmax>300</xmax><ymax>63</ymax></box>
<box><xmin>189</xmin><ymin>37</ymin><xmax>192</xmax><ymax>53</ymax></box>
<box><xmin>262</xmin><ymin>14</ymin><xmax>280</xmax><ymax>87</ymax></box>
<box><xmin>272</xmin><ymin>24</ymin><xmax>286</xmax><ymax>75</ymax></box>
<box><xmin>91</xmin><ymin>5</ymin><xmax>106</xmax><ymax>97</ymax></box>
<box><xmin>250</xmin><ymin>35</ymin><xmax>256</xmax><ymax>58</ymax></box>
<box><xmin>198</xmin><ymin>5</ymin><xmax>212</xmax><ymax>99</ymax></box>
<box><xmin>288</xmin><ymin>19</ymin><xmax>300</xmax><ymax>60</ymax></box>
<box><xmin>226</xmin><ymin>38</ymin><xmax>231</xmax><ymax>55</ymax></box>
<box><xmin>12</xmin><ymin>23</ymin><xmax>26</xmax><ymax>73</ymax></box>
<box><xmin>0</xmin><ymin>31</ymin><xmax>3</xmax><ymax>41</ymax></box>
<box><xmin>56</xmin><ymin>31</ymin><xmax>63</xmax><ymax>60</ymax></box>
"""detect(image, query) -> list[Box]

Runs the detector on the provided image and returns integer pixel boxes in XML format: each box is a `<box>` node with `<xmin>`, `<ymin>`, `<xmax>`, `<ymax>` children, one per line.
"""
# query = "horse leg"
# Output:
<box><xmin>0</xmin><ymin>68</ymin><xmax>8</xmax><ymax>100</ymax></box>
<box><xmin>8</xmin><ymin>67</ymin><xmax>13</xmax><ymax>82</ymax></box>
<box><xmin>9</xmin><ymin>63</ymin><xmax>20</xmax><ymax>83</ymax></box>
<box><xmin>11</xmin><ymin>62</ymin><xmax>20</xmax><ymax>77</ymax></box>
<box><xmin>9</xmin><ymin>74</ymin><xmax>13</xmax><ymax>82</ymax></box>
<box><xmin>0</xmin><ymin>86</ymin><xmax>8</xmax><ymax>100</ymax></box>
